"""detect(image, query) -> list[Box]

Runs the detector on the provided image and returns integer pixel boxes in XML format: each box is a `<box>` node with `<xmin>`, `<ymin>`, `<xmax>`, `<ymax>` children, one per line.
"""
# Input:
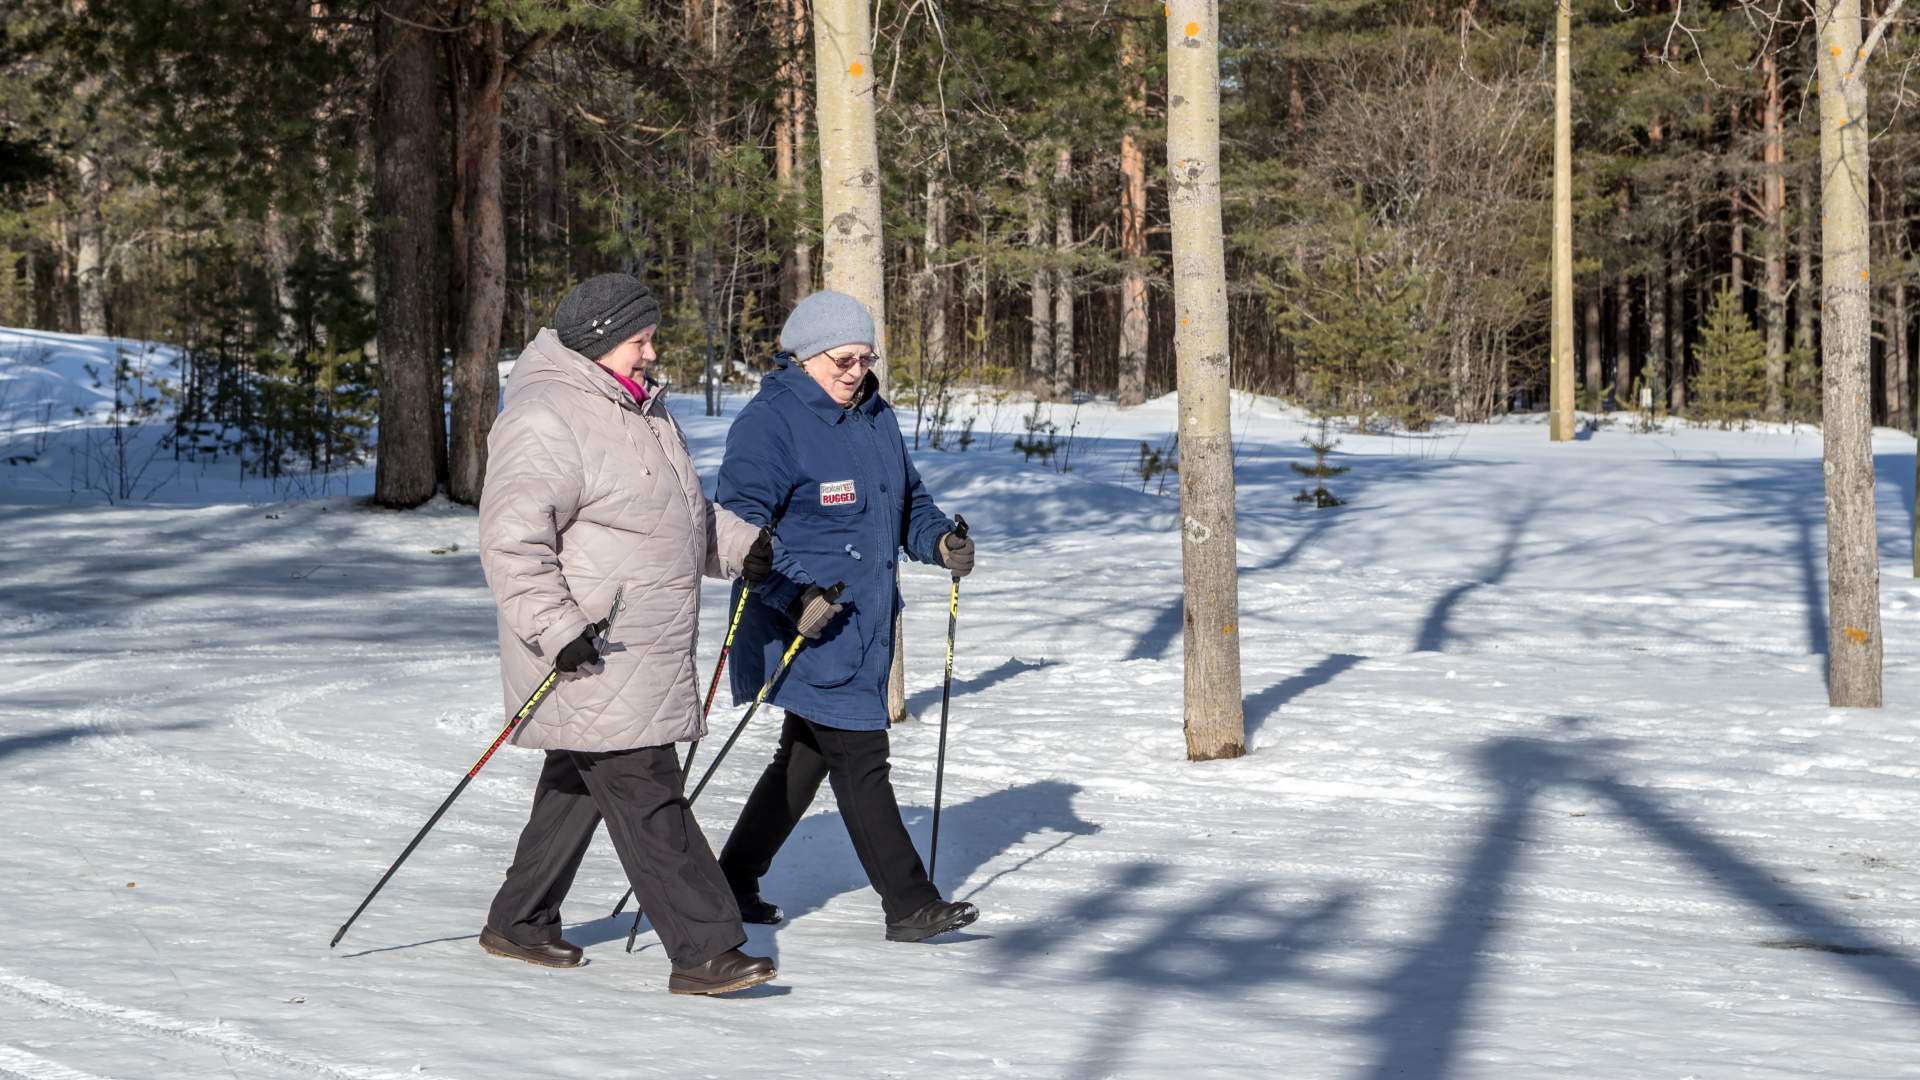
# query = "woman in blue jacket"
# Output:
<box><xmin>715</xmin><ymin>291</ymin><xmax>979</xmax><ymax>943</ymax></box>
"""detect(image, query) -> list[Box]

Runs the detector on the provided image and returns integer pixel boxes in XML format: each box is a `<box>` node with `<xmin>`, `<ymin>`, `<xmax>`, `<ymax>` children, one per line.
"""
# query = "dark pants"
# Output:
<box><xmin>488</xmin><ymin>746</ymin><xmax>744</xmax><ymax>969</ymax></box>
<box><xmin>718</xmin><ymin>711</ymin><xmax>941</xmax><ymax>923</ymax></box>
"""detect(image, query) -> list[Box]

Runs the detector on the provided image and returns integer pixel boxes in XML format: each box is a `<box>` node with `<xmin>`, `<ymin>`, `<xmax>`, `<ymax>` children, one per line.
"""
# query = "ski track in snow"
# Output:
<box><xmin>0</xmin><ymin>1045</ymin><xmax>118</xmax><ymax>1080</ymax></box>
<box><xmin>8</xmin><ymin>328</ymin><xmax>1920</xmax><ymax>1078</ymax></box>
<box><xmin>0</xmin><ymin>972</ymin><xmax>414</xmax><ymax>1080</ymax></box>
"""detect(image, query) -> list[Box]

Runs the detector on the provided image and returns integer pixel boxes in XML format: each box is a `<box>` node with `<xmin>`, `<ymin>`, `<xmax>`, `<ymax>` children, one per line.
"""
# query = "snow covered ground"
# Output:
<box><xmin>5</xmin><ymin>326</ymin><xmax>1920</xmax><ymax>1078</ymax></box>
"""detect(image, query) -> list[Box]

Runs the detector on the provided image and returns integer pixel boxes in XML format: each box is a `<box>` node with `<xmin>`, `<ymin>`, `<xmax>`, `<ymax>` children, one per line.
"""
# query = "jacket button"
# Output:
<box><xmin>885</xmin><ymin>559</ymin><xmax>894</xmax><ymax>569</ymax></box>
<box><xmin>880</xmin><ymin>483</ymin><xmax>889</xmax><ymax>493</ymax></box>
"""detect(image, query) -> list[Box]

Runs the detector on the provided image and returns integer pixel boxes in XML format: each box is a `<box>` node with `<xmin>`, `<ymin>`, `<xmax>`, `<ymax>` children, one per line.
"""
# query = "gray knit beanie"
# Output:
<box><xmin>779</xmin><ymin>291</ymin><xmax>876</xmax><ymax>363</ymax></box>
<box><xmin>554</xmin><ymin>273</ymin><xmax>661</xmax><ymax>360</ymax></box>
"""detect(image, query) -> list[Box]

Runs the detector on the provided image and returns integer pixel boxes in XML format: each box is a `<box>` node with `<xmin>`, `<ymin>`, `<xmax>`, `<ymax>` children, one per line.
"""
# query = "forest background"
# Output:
<box><xmin>0</xmin><ymin>1</ymin><xmax>1899</xmax><ymax>497</ymax></box>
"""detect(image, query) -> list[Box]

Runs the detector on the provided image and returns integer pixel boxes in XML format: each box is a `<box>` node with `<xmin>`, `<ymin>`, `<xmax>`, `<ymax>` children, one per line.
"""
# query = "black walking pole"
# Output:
<box><xmin>615</xmin><ymin>582</ymin><xmax>844</xmax><ymax>951</ymax></box>
<box><xmin>331</xmin><ymin>588</ymin><xmax>626</xmax><ymax>949</ymax></box>
<box><xmin>928</xmin><ymin>516</ymin><xmax>968</xmax><ymax>886</ymax></box>
<box><xmin>612</xmin><ymin>584</ymin><xmax>753</xmax><ymax>921</ymax></box>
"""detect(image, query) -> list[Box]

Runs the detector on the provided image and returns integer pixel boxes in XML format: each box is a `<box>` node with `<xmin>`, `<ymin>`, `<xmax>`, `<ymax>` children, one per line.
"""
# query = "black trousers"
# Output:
<box><xmin>718</xmin><ymin>711</ymin><xmax>941</xmax><ymax>923</ymax></box>
<box><xmin>487</xmin><ymin>746</ymin><xmax>744</xmax><ymax>969</ymax></box>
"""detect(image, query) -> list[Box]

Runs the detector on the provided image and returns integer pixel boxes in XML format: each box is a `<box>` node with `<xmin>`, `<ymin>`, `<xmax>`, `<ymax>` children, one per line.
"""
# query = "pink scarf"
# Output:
<box><xmin>600</xmin><ymin>365</ymin><xmax>649</xmax><ymax>406</ymax></box>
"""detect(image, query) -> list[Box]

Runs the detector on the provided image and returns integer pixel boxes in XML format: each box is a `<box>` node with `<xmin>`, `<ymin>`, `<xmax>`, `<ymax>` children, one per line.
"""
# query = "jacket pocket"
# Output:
<box><xmin>795</xmin><ymin>603</ymin><xmax>865</xmax><ymax>689</ymax></box>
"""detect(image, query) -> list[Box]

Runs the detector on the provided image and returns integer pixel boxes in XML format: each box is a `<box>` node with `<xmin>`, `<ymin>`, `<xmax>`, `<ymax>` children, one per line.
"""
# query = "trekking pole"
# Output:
<box><xmin>331</xmin><ymin>588</ymin><xmax>626</xmax><ymax>949</ymax></box>
<box><xmin>928</xmin><ymin>516</ymin><xmax>968</xmax><ymax>886</ymax></box>
<box><xmin>616</xmin><ymin>582</ymin><xmax>844</xmax><ymax>951</ymax></box>
<box><xmin>680</xmin><ymin>584</ymin><xmax>753</xmax><ymax>784</ymax></box>
<box><xmin>611</xmin><ymin>584</ymin><xmax>752</xmax><ymax>921</ymax></box>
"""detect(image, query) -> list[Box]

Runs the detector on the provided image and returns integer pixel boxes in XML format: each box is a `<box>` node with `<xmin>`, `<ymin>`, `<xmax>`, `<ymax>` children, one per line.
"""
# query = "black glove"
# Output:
<box><xmin>939</xmin><ymin>530</ymin><xmax>975</xmax><ymax>578</ymax></box>
<box><xmin>555</xmin><ymin>627</ymin><xmax>601</xmax><ymax>673</ymax></box>
<box><xmin>785</xmin><ymin>585</ymin><xmax>846</xmax><ymax>640</ymax></box>
<box><xmin>743</xmin><ymin>527</ymin><xmax>774</xmax><ymax>585</ymax></box>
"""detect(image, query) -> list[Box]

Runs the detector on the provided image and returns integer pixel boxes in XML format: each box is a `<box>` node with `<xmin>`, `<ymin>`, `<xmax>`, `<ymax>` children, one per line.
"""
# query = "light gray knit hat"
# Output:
<box><xmin>778</xmin><ymin>291</ymin><xmax>876</xmax><ymax>363</ymax></box>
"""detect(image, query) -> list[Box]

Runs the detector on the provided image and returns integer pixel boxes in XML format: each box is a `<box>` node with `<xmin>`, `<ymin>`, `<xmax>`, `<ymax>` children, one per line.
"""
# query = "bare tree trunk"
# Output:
<box><xmin>1730</xmin><ymin>98</ymin><xmax>1746</xmax><ymax>311</ymax></box>
<box><xmin>1817</xmin><ymin>0</ymin><xmax>1883</xmax><ymax>707</ymax></box>
<box><xmin>1647</xmin><ymin>270</ymin><xmax>1667</xmax><ymax>409</ymax></box>
<box><xmin>1168</xmin><ymin>2</ymin><xmax>1244</xmax><ymax>761</ymax></box>
<box><xmin>1763</xmin><ymin>48</ymin><xmax>1789</xmax><ymax>419</ymax></box>
<box><xmin>1287</xmin><ymin>17</ymin><xmax>1304</xmax><ymax>136</ymax></box>
<box><xmin>1026</xmin><ymin>156</ymin><xmax>1050</xmax><ymax>389</ymax></box>
<box><xmin>1892</xmin><ymin>275</ymin><xmax>1908</xmax><ymax>431</ymax></box>
<box><xmin>1648</xmin><ymin>113</ymin><xmax>1668</xmax><ymax>410</ymax></box>
<box><xmin>1797</xmin><ymin>171</ymin><xmax>1817</xmax><ymax>416</ymax></box>
<box><xmin>1672</xmin><ymin>231</ymin><xmax>1689</xmax><ymax>413</ymax></box>
<box><xmin>1583</xmin><ymin>292</ymin><xmax>1602</xmax><ymax>407</ymax></box>
<box><xmin>1550</xmin><ymin>0</ymin><xmax>1575</xmax><ymax>440</ymax></box>
<box><xmin>74</xmin><ymin>151</ymin><xmax>107</xmax><ymax>338</ymax></box>
<box><xmin>776</xmin><ymin>0</ymin><xmax>811</xmax><ymax>311</ymax></box>
<box><xmin>447</xmin><ymin>21</ymin><xmax>510</xmax><ymax>505</ymax></box>
<box><xmin>372</xmin><ymin>0</ymin><xmax>442</xmax><ymax>507</ymax></box>
<box><xmin>1117</xmin><ymin>13</ymin><xmax>1150</xmax><ymax>408</ymax></box>
<box><xmin>923</xmin><ymin>173</ymin><xmax>948</xmax><ymax>388</ymax></box>
<box><xmin>1614</xmin><ymin>258</ymin><xmax>1631</xmax><ymax>410</ymax></box>
<box><xmin>1052</xmin><ymin>145</ymin><xmax>1074</xmax><ymax>398</ymax></box>
<box><xmin>813</xmin><ymin>0</ymin><xmax>886</xmax><ymax>381</ymax></box>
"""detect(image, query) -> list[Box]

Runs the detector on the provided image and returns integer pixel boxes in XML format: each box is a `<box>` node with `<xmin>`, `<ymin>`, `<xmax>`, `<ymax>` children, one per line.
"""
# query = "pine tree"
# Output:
<box><xmin>1691</xmin><ymin>282</ymin><xmax>1768</xmax><ymax>428</ymax></box>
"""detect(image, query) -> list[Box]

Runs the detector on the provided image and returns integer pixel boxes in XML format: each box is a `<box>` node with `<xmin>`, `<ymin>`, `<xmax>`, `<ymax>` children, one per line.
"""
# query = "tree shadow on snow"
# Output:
<box><xmin>1412</xmin><ymin>495</ymin><xmax>1547</xmax><ymax>653</ymax></box>
<box><xmin>0</xmin><ymin>718</ymin><xmax>208</xmax><ymax>770</ymax></box>
<box><xmin>991</xmin><ymin>861</ymin><xmax>1365</xmax><ymax>1079</ymax></box>
<box><xmin>1672</xmin><ymin>457</ymin><xmax>1830</xmax><ymax>661</ymax></box>
<box><xmin>1125</xmin><ymin>507</ymin><xmax>1361</xmax><ymax>662</ymax></box>
<box><xmin>575</xmin><ymin>780</ymin><xmax>1099</xmax><ymax>963</ymax></box>
<box><xmin>904</xmin><ymin>656</ymin><xmax>1055</xmax><ymax>718</ymax></box>
<box><xmin>1243</xmin><ymin>653</ymin><xmax>1366</xmax><ymax>747</ymax></box>
<box><xmin>1367</xmin><ymin>734</ymin><xmax>1920</xmax><ymax>1079</ymax></box>
<box><xmin>989</xmin><ymin>734</ymin><xmax>1920</xmax><ymax>1079</ymax></box>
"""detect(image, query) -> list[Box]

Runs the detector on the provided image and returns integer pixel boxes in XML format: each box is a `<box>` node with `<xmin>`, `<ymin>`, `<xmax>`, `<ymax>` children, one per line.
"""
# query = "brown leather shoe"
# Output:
<box><xmin>479</xmin><ymin>926</ymin><xmax>582</xmax><ymax>969</ymax></box>
<box><xmin>667</xmin><ymin>948</ymin><xmax>776</xmax><ymax>996</ymax></box>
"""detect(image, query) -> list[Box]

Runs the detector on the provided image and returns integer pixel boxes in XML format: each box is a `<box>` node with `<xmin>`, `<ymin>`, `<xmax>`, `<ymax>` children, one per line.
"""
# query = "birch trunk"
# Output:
<box><xmin>1550</xmin><ymin>0</ymin><xmax>1576</xmax><ymax>440</ymax></box>
<box><xmin>923</xmin><ymin>174</ymin><xmax>948</xmax><ymax>388</ymax></box>
<box><xmin>777</xmin><ymin>0</ymin><xmax>812</xmax><ymax>311</ymax></box>
<box><xmin>1117</xmin><ymin>13</ymin><xmax>1150</xmax><ymax>408</ymax></box>
<box><xmin>1817</xmin><ymin>0</ymin><xmax>1883</xmax><ymax>707</ymax></box>
<box><xmin>74</xmin><ymin>150</ymin><xmax>107</xmax><ymax>338</ymax></box>
<box><xmin>813</xmin><ymin>0</ymin><xmax>887</xmax><ymax>383</ymax></box>
<box><xmin>1168</xmin><ymin>1</ymin><xmax>1244</xmax><ymax>761</ymax></box>
<box><xmin>1052</xmin><ymin>145</ymin><xmax>1074</xmax><ymax>398</ymax></box>
<box><xmin>1648</xmin><ymin>114</ymin><xmax>1668</xmax><ymax>409</ymax></box>
<box><xmin>1026</xmin><ymin>156</ymin><xmax>1050</xmax><ymax>388</ymax></box>
<box><xmin>1797</xmin><ymin>173</ymin><xmax>1816</xmax><ymax>416</ymax></box>
<box><xmin>1763</xmin><ymin>48</ymin><xmax>1789</xmax><ymax>419</ymax></box>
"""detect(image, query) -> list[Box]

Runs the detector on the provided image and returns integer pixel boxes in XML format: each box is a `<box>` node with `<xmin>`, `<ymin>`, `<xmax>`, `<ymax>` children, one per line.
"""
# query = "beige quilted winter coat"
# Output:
<box><xmin>479</xmin><ymin>328</ymin><xmax>759</xmax><ymax>752</ymax></box>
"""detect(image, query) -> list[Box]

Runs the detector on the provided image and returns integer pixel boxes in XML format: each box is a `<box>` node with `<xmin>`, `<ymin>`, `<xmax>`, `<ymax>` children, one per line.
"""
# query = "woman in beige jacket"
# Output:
<box><xmin>476</xmin><ymin>272</ymin><xmax>774</xmax><ymax>996</ymax></box>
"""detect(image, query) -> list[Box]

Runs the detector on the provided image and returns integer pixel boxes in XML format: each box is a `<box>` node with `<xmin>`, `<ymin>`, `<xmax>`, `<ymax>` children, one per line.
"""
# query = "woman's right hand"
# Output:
<box><xmin>785</xmin><ymin>586</ymin><xmax>846</xmax><ymax>640</ymax></box>
<box><xmin>743</xmin><ymin>527</ymin><xmax>775</xmax><ymax>585</ymax></box>
<box><xmin>555</xmin><ymin>628</ymin><xmax>602</xmax><ymax>673</ymax></box>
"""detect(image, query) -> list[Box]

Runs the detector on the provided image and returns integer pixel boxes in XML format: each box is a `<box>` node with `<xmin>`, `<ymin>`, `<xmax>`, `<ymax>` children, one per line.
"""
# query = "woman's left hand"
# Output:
<box><xmin>938</xmin><ymin>531</ymin><xmax>975</xmax><ymax>578</ymax></box>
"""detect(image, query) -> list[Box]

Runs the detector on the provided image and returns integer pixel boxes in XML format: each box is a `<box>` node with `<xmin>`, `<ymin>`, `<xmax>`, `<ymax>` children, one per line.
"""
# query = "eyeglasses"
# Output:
<box><xmin>815</xmin><ymin>352</ymin><xmax>879</xmax><ymax>372</ymax></box>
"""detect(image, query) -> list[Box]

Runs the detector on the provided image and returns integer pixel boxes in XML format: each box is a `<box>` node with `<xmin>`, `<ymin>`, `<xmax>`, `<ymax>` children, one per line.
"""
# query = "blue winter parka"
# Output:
<box><xmin>717</xmin><ymin>357</ymin><xmax>955</xmax><ymax>729</ymax></box>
